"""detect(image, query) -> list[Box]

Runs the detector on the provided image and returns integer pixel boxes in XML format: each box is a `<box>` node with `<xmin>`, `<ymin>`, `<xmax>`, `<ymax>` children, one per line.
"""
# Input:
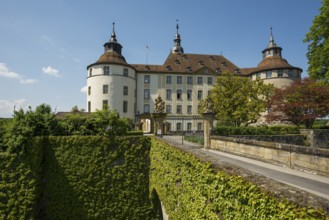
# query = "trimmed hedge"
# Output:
<box><xmin>0</xmin><ymin>141</ymin><xmax>42</xmax><ymax>220</ymax></box>
<box><xmin>213</xmin><ymin>125</ymin><xmax>300</xmax><ymax>136</ymax></box>
<box><xmin>0</xmin><ymin>136</ymin><xmax>153</xmax><ymax>220</ymax></box>
<box><xmin>150</xmin><ymin>138</ymin><xmax>327</xmax><ymax>219</ymax></box>
<box><xmin>38</xmin><ymin>136</ymin><xmax>152</xmax><ymax>219</ymax></box>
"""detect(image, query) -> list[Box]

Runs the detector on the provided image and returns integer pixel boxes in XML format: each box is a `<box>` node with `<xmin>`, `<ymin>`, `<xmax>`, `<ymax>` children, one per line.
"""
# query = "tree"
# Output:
<box><xmin>206</xmin><ymin>71</ymin><xmax>273</xmax><ymax>126</ymax></box>
<box><xmin>304</xmin><ymin>0</ymin><xmax>329</xmax><ymax>81</ymax></box>
<box><xmin>266</xmin><ymin>78</ymin><xmax>329</xmax><ymax>128</ymax></box>
<box><xmin>3</xmin><ymin>104</ymin><xmax>61</xmax><ymax>153</ymax></box>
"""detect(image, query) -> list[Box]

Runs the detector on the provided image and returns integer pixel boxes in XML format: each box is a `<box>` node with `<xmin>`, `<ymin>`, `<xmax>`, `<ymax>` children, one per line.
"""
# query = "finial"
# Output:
<box><xmin>176</xmin><ymin>19</ymin><xmax>179</xmax><ymax>34</ymax></box>
<box><xmin>110</xmin><ymin>22</ymin><xmax>117</xmax><ymax>42</ymax></box>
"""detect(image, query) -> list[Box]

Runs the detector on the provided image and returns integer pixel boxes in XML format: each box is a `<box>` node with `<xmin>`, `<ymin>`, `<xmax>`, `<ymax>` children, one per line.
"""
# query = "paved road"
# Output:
<box><xmin>162</xmin><ymin>135</ymin><xmax>329</xmax><ymax>200</ymax></box>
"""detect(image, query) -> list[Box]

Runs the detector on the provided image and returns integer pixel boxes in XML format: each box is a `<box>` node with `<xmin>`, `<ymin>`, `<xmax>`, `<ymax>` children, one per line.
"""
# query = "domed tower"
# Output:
<box><xmin>171</xmin><ymin>21</ymin><xmax>184</xmax><ymax>54</ymax></box>
<box><xmin>251</xmin><ymin>28</ymin><xmax>302</xmax><ymax>88</ymax></box>
<box><xmin>86</xmin><ymin>23</ymin><xmax>136</xmax><ymax>119</ymax></box>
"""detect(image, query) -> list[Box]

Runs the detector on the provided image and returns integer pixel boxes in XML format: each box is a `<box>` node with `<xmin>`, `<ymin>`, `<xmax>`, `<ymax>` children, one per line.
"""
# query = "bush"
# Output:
<box><xmin>184</xmin><ymin>135</ymin><xmax>204</xmax><ymax>145</ymax></box>
<box><xmin>213</xmin><ymin>125</ymin><xmax>300</xmax><ymax>136</ymax></box>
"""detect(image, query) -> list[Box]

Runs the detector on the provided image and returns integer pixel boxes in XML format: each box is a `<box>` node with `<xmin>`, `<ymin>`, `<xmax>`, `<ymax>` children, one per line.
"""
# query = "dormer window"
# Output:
<box><xmin>186</xmin><ymin>67</ymin><xmax>192</xmax><ymax>72</ymax></box>
<box><xmin>166</xmin><ymin>66</ymin><xmax>172</xmax><ymax>71</ymax></box>
<box><xmin>145</xmin><ymin>65</ymin><xmax>150</xmax><ymax>70</ymax></box>
<box><xmin>182</xmin><ymin>55</ymin><xmax>188</xmax><ymax>59</ymax></box>
<box><xmin>234</xmin><ymin>69</ymin><xmax>240</xmax><ymax>74</ymax></box>
<box><xmin>215</xmin><ymin>68</ymin><xmax>221</xmax><ymax>73</ymax></box>
<box><xmin>198</xmin><ymin>61</ymin><xmax>204</xmax><ymax>66</ymax></box>
<box><xmin>221</xmin><ymin>62</ymin><xmax>227</xmax><ymax>67</ymax></box>
<box><xmin>175</xmin><ymin>59</ymin><xmax>180</xmax><ymax>64</ymax></box>
<box><xmin>209</xmin><ymin>56</ymin><xmax>214</xmax><ymax>61</ymax></box>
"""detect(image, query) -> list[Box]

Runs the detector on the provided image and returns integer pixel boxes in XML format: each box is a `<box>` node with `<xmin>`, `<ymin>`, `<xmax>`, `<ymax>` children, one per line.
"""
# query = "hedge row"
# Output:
<box><xmin>150</xmin><ymin>138</ymin><xmax>327</xmax><ymax>219</ymax></box>
<box><xmin>0</xmin><ymin>136</ymin><xmax>154</xmax><ymax>220</ymax></box>
<box><xmin>213</xmin><ymin>125</ymin><xmax>300</xmax><ymax>136</ymax></box>
<box><xmin>0</xmin><ymin>141</ymin><xmax>42</xmax><ymax>220</ymax></box>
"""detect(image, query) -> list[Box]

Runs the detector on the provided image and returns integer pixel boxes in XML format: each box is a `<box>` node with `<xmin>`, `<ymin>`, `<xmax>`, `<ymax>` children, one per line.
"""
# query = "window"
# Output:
<box><xmin>177</xmin><ymin>76</ymin><xmax>182</xmax><ymax>84</ymax></box>
<box><xmin>278</xmin><ymin>69</ymin><xmax>283</xmax><ymax>77</ymax></box>
<box><xmin>176</xmin><ymin>122</ymin><xmax>181</xmax><ymax>131</ymax></box>
<box><xmin>89</xmin><ymin>68</ymin><xmax>92</xmax><ymax>77</ymax></box>
<box><xmin>103</xmin><ymin>66</ymin><xmax>110</xmax><ymax>75</ymax></box>
<box><xmin>187</xmin><ymin>90</ymin><xmax>192</xmax><ymax>100</ymax></box>
<box><xmin>123</xmin><ymin>101</ymin><xmax>128</xmax><ymax>113</ymax></box>
<box><xmin>176</xmin><ymin>105</ymin><xmax>182</xmax><ymax>114</ymax></box>
<box><xmin>123</xmin><ymin>68</ymin><xmax>128</xmax><ymax>76</ymax></box>
<box><xmin>266</xmin><ymin>71</ymin><xmax>272</xmax><ymax>79</ymax></box>
<box><xmin>288</xmin><ymin>70</ymin><xmax>293</xmax><ymax>77</ymax></box>
<box><xmin>177</xmin><ymin>89</ymin><xmax>182</xmax><ymax>100</ymax></box>
<box><xmin>166</xmin><ymin>75</ymin><xmax>172</xmax><ymax>84</ymax></box>
<box><xmin>103</xmin><ymin>100</ymin><xmax>108</xmax><ymax>110</ymax></box>
<box><xmin>197</xmin><ymin>122</ymin><xmax>202</xmax><ymax>131</ymax></box>
<box><xmin>144</xmin><ymin>75</ymin><xmax>150</xmax><ymax>83</ymax></box>
<box><xmin>256</xmin><ymin>73</ymin><xmax>261</xmax><ymax>79</ymax></box>
<box><xmin>197</xmin><ymin>90</ymin><xmax>203</xmax><ymax>100</ymax></box>
<box><xmin>197</xmin><ymin>77</ymin><xmax>203</xmax><ymax>84</ymax></box>
<box><xmin>187</xmin><ymin>122</ymin><xmax>192</xmax><ymax>131</ymax></box>
<box><xmin>103</xmin><ymin>85</ymin><xmax>108</xmax><ymax>94</ymax></box>
<box><xmin>144</xmin><ymin>89</ymin><xmax>150</xmax><ymax>99</ymax></box>
<box><xmin>123</xmin><ymin>86</ymin><xmax>128</xmax><ymax>96</ymax></box>
<box><xmin>187</xmin><ymin>76</ymin><xmax>193</xmax><ymax>84</ymax></box>
<box><xmin>88</xmin><ymin>86</ymin><xmax>91</xmax><ymax>96</ymax></box>
<box><xmin>88</xmin><ymin>101</ymin><xmax>91</xmax><ymax>112</ymax></box>
<box><xmin>166</xmin><ymin>105</ymin><xmax>171</xmax><ymax>113</ymax></box>
<box><xmin>144</xmin><ymin>104</ymin><xmax>150</xmax><ymax>113</ymax></box>
<box><xmin>187</xmin><ymin>105</ymin><xmax>192</xmax><ymax>114</ymax></box>
<box><xmin>207</xmin><ymin>77</ymin><xmax>213</xmax><ymax>85</ymax></box>
<box><xmin>267</xmin><ymin>108</ymin><xmax>272</xmax><ymax>114</ymax></box>
<box><xmin>166</xmin><ymin>89</ymin><xmax>172</xmax><ymax>100</ymax></box>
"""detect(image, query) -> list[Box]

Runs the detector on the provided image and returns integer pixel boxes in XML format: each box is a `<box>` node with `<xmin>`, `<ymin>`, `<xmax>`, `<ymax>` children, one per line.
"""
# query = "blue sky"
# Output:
<box><xmin>0</xmin><ymin>0</ymin><xmax>322</xmax><ymax>117</ymax></box>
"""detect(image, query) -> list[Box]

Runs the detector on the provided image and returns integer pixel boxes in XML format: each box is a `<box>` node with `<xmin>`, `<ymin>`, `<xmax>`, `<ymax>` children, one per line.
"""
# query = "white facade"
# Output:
<box><xmin>87</xmin><ymin>64</ymin><xmax>136</xmax><ymax>119</ymax></box>
<box><xmin>86</xmin><ymin>24</ymin><xmax>302</xmax><ymax>132</ymax></box>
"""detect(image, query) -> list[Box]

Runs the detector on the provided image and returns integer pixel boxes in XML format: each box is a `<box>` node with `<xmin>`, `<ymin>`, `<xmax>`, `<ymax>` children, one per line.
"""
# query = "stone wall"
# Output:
<box><xmin>300</xmin><ymin>129</ymin><xmax>329</xmax><ymax>148</ymax></box>
<box><xmin>232</xmin><ymin>135</ymin><xmax>305</xmax><ymax>146</ymax></box>
<box><xmin>210</xmin><ymin>136</ymin><xmax>329</xmax><ymax>176</ymax></box>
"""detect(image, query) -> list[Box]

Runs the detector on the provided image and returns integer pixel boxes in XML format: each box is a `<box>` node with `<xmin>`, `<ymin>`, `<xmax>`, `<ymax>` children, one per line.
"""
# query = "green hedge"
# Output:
<box><xmin>38</xmin><ymin>136</ymin><xmax>152</xmax><ymax>219</ymax></box>
<box><xmin>213</xmin><ymin>125</ymin><xmax>300</xmax><ymax>136</ymax></box>
<box><xmin>150</xmin><ymin>138</ymin><xmax>327</xmax><ymax>219</ymax></box>
<box><xmin>0</xmin><ymin>136</ymin><xmax>154</xmax><ymax>220</ymax></box>
<box><xmin>0</xmin><ymin>140</ymin><xmax>42</xmax><ymax>220</ymax></box>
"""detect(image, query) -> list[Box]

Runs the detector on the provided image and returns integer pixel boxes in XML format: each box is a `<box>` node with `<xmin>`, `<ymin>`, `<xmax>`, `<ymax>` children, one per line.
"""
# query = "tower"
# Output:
<box><xmin>250</xmin><ymin>28</ymin><xmax>302</xmax><ymax>88</ymax></box>
<box><xmin>171</xmin><ymin>21</ymin><xmax>184</xmax><ymax>54</ymax></box>
<box><xmin>86</xmin><ymin>23</ymin><xmax>136</xmax><ymax>119</ymax></box>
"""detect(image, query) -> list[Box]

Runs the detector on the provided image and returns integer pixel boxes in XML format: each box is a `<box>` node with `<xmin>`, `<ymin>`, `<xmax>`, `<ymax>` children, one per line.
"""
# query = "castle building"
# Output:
<box><xmin>86</xmin><ymin>24</ymin><xmax>302</xmax><ymax>133</ymax></box>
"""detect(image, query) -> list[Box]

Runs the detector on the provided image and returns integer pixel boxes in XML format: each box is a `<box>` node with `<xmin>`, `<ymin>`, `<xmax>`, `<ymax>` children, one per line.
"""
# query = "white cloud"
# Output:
<box><xmin>80</xmin><ymin>85</ymin><xmax>87</xmax><ymax>93</ymax></box>
<box><xmin>0</xmin><ymin>99</ymin><xmax>28</xmax><ymax>117</ymax></box>
<box><xmin>41</xmin><ymin>35</ymin><xmax>55</xmax><ymax>48</ymax></box>
<box><xmin>42</xmin><ymin>66</ymin><xmax>60</xmax><ymax>77</ymax></box>
<box><xmin>0</xmin><ymin>63</ymin><xmax>37</xmax><ymax>84</ymax></box>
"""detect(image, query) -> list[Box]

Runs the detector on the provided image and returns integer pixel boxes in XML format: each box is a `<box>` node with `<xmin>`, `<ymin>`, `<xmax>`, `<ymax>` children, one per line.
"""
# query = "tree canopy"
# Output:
<box><xmin>203</xmin><ymin>72</ymin><xmax>273</xmax><ymax>126</ymax></box>
<box><xmin>304</xmin><ymin>0</ymin><xmax>329</xmax><ymax>81</ymax></box>
<box><xmin>266</xmin><ymin>78</ymin><xmax>329</xmax><ymax>128</ymax></box>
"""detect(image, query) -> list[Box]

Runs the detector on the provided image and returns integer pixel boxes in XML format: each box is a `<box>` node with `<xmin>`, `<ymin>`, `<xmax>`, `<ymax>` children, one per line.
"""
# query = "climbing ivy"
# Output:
<box><xmin>150</xmin><ymin>138</ymin><xmax>328</xmax><ymax>219</ymax></box>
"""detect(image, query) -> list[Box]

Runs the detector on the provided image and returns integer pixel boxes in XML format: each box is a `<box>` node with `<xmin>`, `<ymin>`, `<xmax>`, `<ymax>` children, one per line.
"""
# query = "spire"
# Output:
<box><xmin>171</xmin><ymin>19</ymin><xmax>184</xmax><ymax>54</ymax></box>
<box><xmin>262</xmin><ymin>27</ymin><xmax>282</xmax><ymax>58</ymax></box>
<box><xmin>110</xmin><ymin>22</ymin><xmax>117</xmax><ymax>42</ymax></box>
<box><xmin>103</xmin><ymin>22</ymin><xmax>123</xmax><ymax>54</ymax></box>
<box><xmin>267</xmin><ymin>27</ymin><xmax>277</xmax><ymax>48</ymax></box>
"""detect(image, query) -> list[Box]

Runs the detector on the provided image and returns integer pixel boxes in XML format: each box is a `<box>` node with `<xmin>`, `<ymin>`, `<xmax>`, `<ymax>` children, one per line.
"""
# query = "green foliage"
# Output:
<box><xmin>304</xmin><ymin>0</ymin><xmax>329</xmax><ymax>82</ymax></box>
<box><xmin>0</xmin><ymin>136</ymin><xmax>153</xmax><ymax>219</ymax></box>
<box><xmin>0</xmin><ymin>140</ymin><xmax>43</xmax><ymax>220</ymax></box>
<box><xmin>3</xmin><ymin>104</ymin><xmax>61</xmax><ymax>153</ymax></box>
<box><xmin>213</xmin><ymin>125</ymin><xmax>300</xmax><ymax>136</ymax></box>
<box><xmin>150</xmin><ymin>138</ymin><xmax>327</xmax><ymax>219</ymax></box>
<box><xmin>209</xmin><ymin>71</ymin><xmax>273</xmax><ymax>126</ymax></box>
<box><xmin>38</xmin><ymin>136</ymin><xmax>152</xmax><ymax>219</ymax></box>
<box><xmin>60</xmin><ymin>108</ymin><xmax>131</xmax><ymax>136</ymax></box>
<box><xmin>184</xmin><ymin>135</ymin><xmax>204</xmax><ymax>145</ymax></box>
<box><xmin>127</xmin><ymin>130</ymin><xmax>144</xmax><ymax>136</ymax></box>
